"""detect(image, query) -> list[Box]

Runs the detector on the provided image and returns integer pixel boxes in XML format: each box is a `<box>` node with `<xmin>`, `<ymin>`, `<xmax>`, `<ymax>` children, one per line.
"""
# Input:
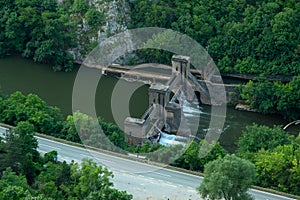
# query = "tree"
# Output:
<box><xmin>0</xmin><ymin>185</ymin><xmax>30</xmax><ymax>200</ymax></box>
<box><xmin>62</xmin><ymin>115</ymin><xmax>82</xmax><ymax>143</ymax></box>
<box><xmin>0</xmin><ymin>168</ymin><xmax>29</xmax><ymax>190</ymax></box>
<box><xmin>0</xmin><ymin>121</ymin><xmax>38</xmax><ymax>169</ymax></box>
<box><xmin>275</xmin><ymin>76</ymin><xmax>300</xmax><ymax>120</ymax></box>
<box><xmin>0</xmin><ymin>92</ymin><xmax>64</xmax><ymax>137</ymax></box>
<box><xmin>0</xmin><ymin>121</ymin><xmax>40</xmax><ymax>184</ymax></box>
<box><xmin>241</xmin><ymin>80</ymin><xmax>277</xmax><ymax>114</ymax></box>
<box><xmin>172</xmin><ymin>141</ymin><xmax>227</xmax><ymax>172</ymax></box>
<box><xmin>198</xmin><ymin>154</ymin><xmax>255</xmax><ymax>200</ymax></box>
<box><xmin>241</xmin><ymin>77</ymin><xmax>300</xmax><ymax>120</ymax></box>
<box><xmin>254</xmin><ymin>144</ymin><xmax>300</xmax><ymax>195</ymax></box>
<box><xmin>237</xmin><ymin>124</ymin><xmax>291</xmax><ymax>159</ymax></box>
<box><xmin>71</xmin><ymin>159</ymin><xmax>132</xmax><ymax>200</ymax></box>
<box><xmin>85</xmin><ymin>8</ymin><xmax>104</xmax><ymax>27</ymax></box>
<box><xmin>14</xmin><ymin>121</ymin><xmax>39</xmax><ymax>160</ymax></box>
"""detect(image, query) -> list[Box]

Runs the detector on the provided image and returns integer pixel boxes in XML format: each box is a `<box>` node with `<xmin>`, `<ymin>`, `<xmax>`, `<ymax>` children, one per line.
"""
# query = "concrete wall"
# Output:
<box><xmin>124</xmin><ymin>117</ymin><xmax>146</xmax><ymax>145</ymax></box>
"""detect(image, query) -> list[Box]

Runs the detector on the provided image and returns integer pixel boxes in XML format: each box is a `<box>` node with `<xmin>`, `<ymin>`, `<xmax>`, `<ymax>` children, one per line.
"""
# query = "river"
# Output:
<box><xmin>0</xmin><ymin>55</ymin><xmax>297</xmax><ymax>152</ymax></box>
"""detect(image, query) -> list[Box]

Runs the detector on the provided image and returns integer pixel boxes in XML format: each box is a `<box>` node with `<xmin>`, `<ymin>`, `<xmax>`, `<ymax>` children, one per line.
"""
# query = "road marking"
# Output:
<box><xmin>96</xmin><ymin>158</ymin><xmax>115</xmax><ymax>164</ymax></box>
<box><xmin>153</xmin><ymin>172</ymin><xmax>171</xmax><ymax>177</ymax></box>
<box><xmin>39</xmin><ymin>143</ymin><xmax>61</xmax><ymax>150</ymax></box>
<box><xmin>80</xmin><ymin>153</ymin><xmax>93</xmax><ymax>158</ymax></box>
<box><xmin>79</xmin><ymin>154</ymin><xmax>115</xmax><ymax>164</ymax></box>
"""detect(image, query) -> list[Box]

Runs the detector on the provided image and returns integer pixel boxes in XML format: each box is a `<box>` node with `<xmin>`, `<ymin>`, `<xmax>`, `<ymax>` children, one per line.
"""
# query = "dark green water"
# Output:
<box><xmin>0</xmin><ymin>55</ymin><xmax>298</xmax><ymax>152</ymax></box>
<box><xmin>0</xmin><ymin>55</ymin><xmax>148</xmax><ymax>122</ymax></box>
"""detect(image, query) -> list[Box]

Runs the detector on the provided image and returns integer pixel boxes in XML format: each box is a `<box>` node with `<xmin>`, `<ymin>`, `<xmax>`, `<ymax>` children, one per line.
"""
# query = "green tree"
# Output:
<box><xmin>0</xmin><ymin>168</ymin><xmax>29</xmax><ymax>190</ymax></box>
<box><xmin>198</xmin><ymin>154</ymin><xmax>255</xmax><ymax>200</ymax></box>
<box><xmin>275</xmin><ymin>76</ymin><xmax>300</xmax><ymax>120</ymax></box>
<box><xmin>0</xmin><ymin>122</ymin><xmax>40</xmax><ymax>184</ymax></box>
<box><xmin>0</xmin><ymin>122</ymin><xmax>38</xmax><ymax>167</ymax></box>
<box><xmin>241</xmin><ymin>77</ymin><xmax>300</xmax><ymax>120</ymax></box>
<box><xmin>0</xmin><ymin>185</ymin><xmax>30</xmax><ymax>200</ymax></box>
<box><xmin>62</xmin><ymin>115</ymin><xmax>81</xmax><ymax>143</ymax></box>
<box><xmin>85</xmin><ymin>8</ymin><xmax>104</xmax><ymax>27</ymax></box>
<box><xmin>0</xmin><ymin>92</ymin><xmax>64</xmax><ymax>137</ymax></box>
<box><xmin>35</xmin><ymin>161</ymin><xmax>71</xmax><ymax>199</ymax></box>
<box><xmin>173</xmin><ymin>141</ymin><xmax>227</xmax><ymax>172</ymax></box>
<box><xmin>71</xmin><ymin>159</ymin><xmax>132</xmax><ymax>200</ymax></box>
<box><xmin>237</xmin><ymin>124</ymin><xmax>291</xmax><ymax>159</ymax></box>
<box><xmin>0</xmin><ymin>0</ymin><xmax>76</xmax><ymax>71</ymax></box>
<box><xmin>254</xmin><ymin>144</ymin><xmax>300</xmax><ymax>195</ymax></box>
<box><xmin>241</xmin><ymin>80</ymin><xmax>277</xmax><ymax>114</ymax></box>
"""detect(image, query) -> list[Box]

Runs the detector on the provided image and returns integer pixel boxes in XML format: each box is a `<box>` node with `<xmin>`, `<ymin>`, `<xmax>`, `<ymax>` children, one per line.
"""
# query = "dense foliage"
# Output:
<box><xmin>1</xmin><ymin>0</ymin><xmax>299</xmax><ymax>76</ymax></box>
<box><xmin>198</xmin><ymin>154</ymin><xmax>256</xmax><ymax>200</ymax></box>
<box><xmin>254</xmin><ymin>144</ymin><xmax>300</xmax><ymax>195</ymax></box>
<box><xmin>0</xmin><ymin>0</ymin><xmax>75</xmax><ymax>71</ymax></box>
<box><xmin>237</xmin><ymin>124</ymin><xmax>300</xmax><ymax>195</ymax></box>
<box><xmin>241</xmin><ymin>76</ymin><xmax>300</xmax><ymax>120</ymax></box>
<box><xmin>0</xmin><ymin>91</ymin><xmax>64</xmax><ymax>137</ymax></box>
<box><xmin>128</xmin><ymin>0</ymin><xmax>300</xmax><ymax>76</ymax></box>
<box><xmin>0</xmin><ymin>122</ymin><xmax>132</xmax><ymax>200</ymax></box>
<box><xmin>237</xmin><ymin>124</ymin><xmax>291</xmax><ymax>158</ymax></box>
<box><xmin>0</xmin><ymin>0</ymin><xmax>105</xmax><ymax>71</ymax></box>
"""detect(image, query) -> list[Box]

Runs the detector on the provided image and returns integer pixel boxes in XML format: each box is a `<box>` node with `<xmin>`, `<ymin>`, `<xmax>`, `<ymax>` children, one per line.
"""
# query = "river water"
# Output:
<box><xmin>0</xmin><ymin>55</ymin><xmax>297</xmax><ymax>152</ymax></box>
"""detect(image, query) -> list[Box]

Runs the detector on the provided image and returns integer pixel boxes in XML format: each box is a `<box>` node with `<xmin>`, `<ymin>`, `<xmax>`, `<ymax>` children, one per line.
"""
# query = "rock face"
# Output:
<box><xmin>68</xmin><ymin>0</ymin><xmax>129</xmax><ymax>62</ymax></box>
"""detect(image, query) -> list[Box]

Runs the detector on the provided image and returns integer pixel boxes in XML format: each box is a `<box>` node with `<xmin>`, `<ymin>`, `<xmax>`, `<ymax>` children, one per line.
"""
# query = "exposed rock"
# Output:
<box><xmin>69</xmin><ymin>0</ymin><xmax>129</xmax><ymax>62</ymax></box>
<box><xmin>235</xmin><ymin>103</ymin><xmax>257</xmax><ymax>112</ymax></box>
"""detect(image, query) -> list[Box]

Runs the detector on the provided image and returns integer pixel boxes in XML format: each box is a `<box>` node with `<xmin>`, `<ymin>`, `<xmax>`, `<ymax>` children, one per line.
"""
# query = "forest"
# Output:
<box><xmin>0</xmin><ymin>0</ymin><xmax>299</xmax><ymax>76</ymax></box>
<box><xmin>128</xmin><ymin>0</ymin><xmax>300</xmax><ymax>76</ymax></box>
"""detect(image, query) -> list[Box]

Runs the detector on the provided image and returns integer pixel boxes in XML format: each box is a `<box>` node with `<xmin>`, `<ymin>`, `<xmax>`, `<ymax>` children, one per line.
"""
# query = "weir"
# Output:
<box><xmin>124</xmin><ymin>55</ymin><xmax>209</xmax><ymax>145</ymax></box>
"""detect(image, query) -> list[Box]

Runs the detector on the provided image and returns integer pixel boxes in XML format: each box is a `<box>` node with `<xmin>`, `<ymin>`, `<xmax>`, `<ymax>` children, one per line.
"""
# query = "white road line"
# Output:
<box><xmin>153</xmin><ymin>172</ymin><xmax>171</xmax><ymax>177</ymax></box>
<box><xmin>39</xmin><ymin>143</ymin><xmax>61</xmax><ymax>150</ymax></box>
<box><xmin>80</xmin><ymin>153</ymin><xmax>93</xmax><ymax>158</ymax></box>
<box><xmin>79</xmin><ymin>153</ymin><xmax>115</xmax><ymax>164</ymax></box>
<box><xmin>95</xmin><ymin>158</ymin><xmax>115</xmax><ymax>164</ymax></box>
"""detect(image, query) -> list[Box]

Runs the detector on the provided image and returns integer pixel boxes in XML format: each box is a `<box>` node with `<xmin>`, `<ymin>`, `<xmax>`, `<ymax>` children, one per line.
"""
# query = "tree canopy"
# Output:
<box><xmin>237</xmin><ymin>124</ymin><xmax>291</xmax><ymax>159</ymax></box>
<box><xmin>0</xmin><ymin>125</ymin><xmax>133</xmax><ymax>200</ymax></box>
<box><xmin>198</xmin><ymin>154</ymin><xmax>255</xmax><ymax>200</ymax></box>
<box><xmin>128</xmin><ymin>0</ymin><xmax>300</xmax><ymax>76</ymax></box>
<box><xmin>254</xmin><ymin>144</ymin><xmax>300</xmax><ymax>195</ymax></box>
<box><xmin>241</xmin><ymin>76</ymin><xmax>300</xmax><ymax>120</ymax></box>
<box><xmin>0</xmin><ymin>91</ymin><xmax>64</xmax><ymax>137</ymax></box>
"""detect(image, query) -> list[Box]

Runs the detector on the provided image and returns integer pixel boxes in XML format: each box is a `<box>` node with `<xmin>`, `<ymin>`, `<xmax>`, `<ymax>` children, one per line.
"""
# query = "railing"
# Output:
<box><xmin>141</xmin><ymin>106</ymin><xmax>153</xmax><ymax>120</ymax></box>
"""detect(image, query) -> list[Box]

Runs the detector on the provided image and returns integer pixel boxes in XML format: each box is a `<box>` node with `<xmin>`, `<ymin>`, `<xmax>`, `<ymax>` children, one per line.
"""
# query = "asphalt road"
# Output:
<box><xmin>0</xmin><ymin>126</ymin><xmax>297</xmax><ymax>200</ymax></box>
